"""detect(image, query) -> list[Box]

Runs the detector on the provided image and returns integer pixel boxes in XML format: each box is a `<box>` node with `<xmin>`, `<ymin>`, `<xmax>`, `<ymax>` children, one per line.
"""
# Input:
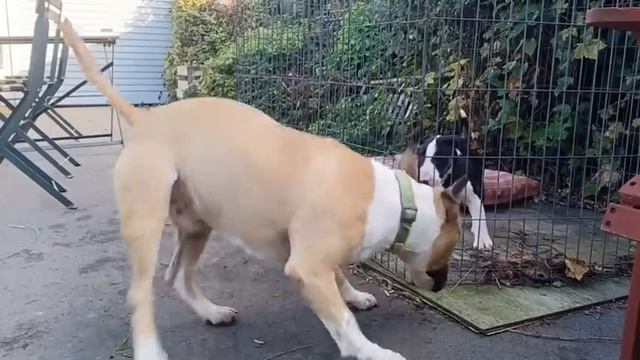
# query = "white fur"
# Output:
<box><xmin>402</xmin><ymin>183</ymin><xmax>444</xmax><ymax>254</ymax></box>
<box><xmin>356</xmin><ymin>160</ymin><xmax>402</xmax><ymax>260</ymax></box>
<box><xmin>134</xmin><ymin>336</ymin><xmax>167</xmax><ymax>360</ymax></box>
<box><xmin>358</xmin><ymin>160</ymin><xmax>442</xmax><ymax>259</ymax></box>
<box><xmin>420</xmin><ymin>135</ymin><xmax>440</xmax><ymax>186</ymax></box>
<box><xmin>465</xmin><ymin>182</ymin><xmax>492</xmax><ymax>250</ymax></box>
<box><xmin>173</xmin><ymin>268</ymin><xmax>238</xmax><ymax>324</ymax></box>
<box><xmin>339</xmin><ymin>278</ymin><xmax>377</xmax><ymax>310</ymax></box>
<box><xmin>321</xmin><ymin>311</ymin><xmax>406</xmax><ymax>360</ymax></box>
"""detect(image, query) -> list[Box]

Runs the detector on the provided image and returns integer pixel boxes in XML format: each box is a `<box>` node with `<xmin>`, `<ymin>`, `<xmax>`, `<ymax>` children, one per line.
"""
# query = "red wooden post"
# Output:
<box><xmin>601</xmin><ymin>176</ymin><xmax>640</xmax><ymax>360</ymax></box>
<box><xmin>586</xmin><ymin>9</ymin><xmax>640</xmax><ymax>359</ymax></box>
<box><xmin>621</xmin><ymin>250</ymin><xmax>640</xmax><ymax>360</ymax></box>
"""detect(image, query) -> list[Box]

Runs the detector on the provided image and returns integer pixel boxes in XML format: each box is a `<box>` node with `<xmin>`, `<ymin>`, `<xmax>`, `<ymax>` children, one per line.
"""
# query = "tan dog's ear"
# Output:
<box><xmin>397</xmin><ymin>144</ymin><xmax>419</xmax><ymax>181</ymax></box>
<box><xmin>406</xmin><ymin>141</ymin><xmax>419</xmax><ymax>154</ymax></box>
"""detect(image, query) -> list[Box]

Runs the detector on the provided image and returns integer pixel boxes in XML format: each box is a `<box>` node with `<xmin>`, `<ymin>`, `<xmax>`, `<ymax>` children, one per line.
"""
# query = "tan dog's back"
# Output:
<box><xmin>115</xmin><ymin>95</ymin><xmax>373</xmax><ymax>256</ymax></box>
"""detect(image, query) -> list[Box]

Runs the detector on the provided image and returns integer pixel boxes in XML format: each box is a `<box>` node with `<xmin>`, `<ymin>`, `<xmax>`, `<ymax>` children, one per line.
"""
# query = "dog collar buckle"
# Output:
<box><xmin>401</xmin><ymin>206</ymin><xmax>417</xmax><ymax>224</ymax></box>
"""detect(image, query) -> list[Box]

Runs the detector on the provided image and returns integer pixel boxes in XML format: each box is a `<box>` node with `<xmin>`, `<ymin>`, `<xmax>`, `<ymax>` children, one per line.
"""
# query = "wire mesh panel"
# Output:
<box><xmin>234</xmin><ymin>0</ymin><xmax>637</xmax><ymax>286</ymax></box>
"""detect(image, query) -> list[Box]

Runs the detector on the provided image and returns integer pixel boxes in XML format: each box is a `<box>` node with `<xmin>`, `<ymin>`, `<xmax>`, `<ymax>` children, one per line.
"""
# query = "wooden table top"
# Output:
<box><xmin>0</xmin><ymin>35</ymin><xmax>118</xmax><ymax>45</ymax></box>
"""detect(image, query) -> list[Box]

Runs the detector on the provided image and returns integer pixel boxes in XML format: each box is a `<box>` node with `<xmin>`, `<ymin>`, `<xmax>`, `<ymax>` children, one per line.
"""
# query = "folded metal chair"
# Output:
<box><xmin>0</xmin><ymin>0</ymin><xmax>81</xmax><ymax>179</ymax></box>
<box><xmin>0</xmin><ymin>0</ymin><xmax>76</xmax><ymax>209</ymax></box>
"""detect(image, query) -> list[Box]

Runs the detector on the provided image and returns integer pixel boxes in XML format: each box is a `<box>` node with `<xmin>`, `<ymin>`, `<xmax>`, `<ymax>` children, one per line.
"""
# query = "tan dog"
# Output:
<box><xmin>61</xmin><ymin>19</ymin><xmax>467</xmax><ymax>360</ymax></box>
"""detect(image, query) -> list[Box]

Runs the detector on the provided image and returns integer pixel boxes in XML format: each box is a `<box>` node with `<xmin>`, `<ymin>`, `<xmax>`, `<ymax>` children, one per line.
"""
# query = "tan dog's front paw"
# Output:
<box><xmin>345</xmin><ymin>290</ymin><xmax>378</xmax><ymax>311</ymax></box>
<box><xmin>375</xmin><ymin>349</ymin><xmax>406</xmax><ymax>360</ymax></box>
<box><xmin>134</xmin><ymin>337</ymin><xmax>168</xmax><ymax>360</ymax></box>
<box><xmin>358</xmin><ymin>346</ymin><xmax>406</xmax><ymax>360</ymax></box>
<box><xmin>203</xmin><ymin>305</ymin><xmax>238</xmax><ymax>326</ymax></box>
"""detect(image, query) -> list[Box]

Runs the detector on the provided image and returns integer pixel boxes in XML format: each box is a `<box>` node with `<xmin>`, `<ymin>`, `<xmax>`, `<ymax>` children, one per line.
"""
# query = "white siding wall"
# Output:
<box><xmin>0</xmin><ymin>0</ymin><xmax>174</xmax><ymax>105</ymax></box>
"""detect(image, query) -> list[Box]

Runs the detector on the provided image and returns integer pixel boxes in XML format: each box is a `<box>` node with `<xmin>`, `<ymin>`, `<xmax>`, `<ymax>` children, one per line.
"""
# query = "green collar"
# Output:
<box><xmin>393</xmin><ymin>169</ymin><xmax>418</xmax><ymax>247</ymax></box>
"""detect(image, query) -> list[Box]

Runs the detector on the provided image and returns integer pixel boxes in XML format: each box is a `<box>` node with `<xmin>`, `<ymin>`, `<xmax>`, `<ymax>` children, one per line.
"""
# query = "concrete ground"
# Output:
<box><xmin>0</xmin><ymin>143</ymin><xmax>628</xmax><ymax>360</ymax></box>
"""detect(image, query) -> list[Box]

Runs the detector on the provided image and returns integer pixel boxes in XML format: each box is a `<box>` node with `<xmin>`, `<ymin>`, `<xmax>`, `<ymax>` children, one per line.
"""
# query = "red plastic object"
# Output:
<box><xmin>600</xmin><ymin>175</ymin><xmax>640</xmax><ymax>360</ymax></box>
<box><xmin>482</xmin><ymin>169</ymin><xmax>540</xmax><ymax>205</ymax></box>
<box><xmin>372</xmin><ymin>156</ymin><xmax>540</xmax><ymax>205</ymax></box>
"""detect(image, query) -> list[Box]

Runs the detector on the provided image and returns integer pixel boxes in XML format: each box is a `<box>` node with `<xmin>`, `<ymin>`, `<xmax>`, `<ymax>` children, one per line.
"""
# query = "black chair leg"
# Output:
<box><xmin>41</xmin><ymin>108</ymin><xmax>78</xmax><ymax>138</ymax></box>
<box><xmin>0</xmin><ymin>101</ymin><xmax>81</xmax><ymax>168</ymax></box>
<box><xmin>2</xmin><ymin>144</ymin><xmax>68</xmax><ymax>193</ymax></box>
<box><xmin>1</xmin><ymin>145</ymin><xmax>76</xmax><ymax>209</ymax></box>
<box><xmin>25</xmin><ymin>120</ymin><xmax>81</xmax><ymax>166</ymax></box>
<box><xmin>47</xmin><ymin>108</ymin><xmax>83</xmax><ymax>137</ymax></box>
<box><xmin>16</xmin><ymin>131</ymin><xmax>73</xmax><ymax>178</ymax></box>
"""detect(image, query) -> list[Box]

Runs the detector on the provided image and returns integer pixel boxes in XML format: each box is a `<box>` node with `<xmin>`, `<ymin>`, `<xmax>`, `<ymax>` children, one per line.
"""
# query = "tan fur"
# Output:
<box><xmin>397</xmin><ymin>144</ymin><xmax>418</xmax><ymax>181</ymax></box>
<box><xmin>396</xmin><ymin>145</ymin><xmax>419</xmax><ymax>180</ymax></box>
<box><xmin>429</xmin><ymin>189</ymin><xmax>462</xmax><ymax>271</ymax></box>
<box><xmin>60</xmin><ymin>20</ymin><xmax>143</xmax><ymax>125</ymax></box>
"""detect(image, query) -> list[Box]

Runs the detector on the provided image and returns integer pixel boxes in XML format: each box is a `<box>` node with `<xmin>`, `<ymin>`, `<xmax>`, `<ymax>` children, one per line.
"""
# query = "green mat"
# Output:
<box><xmin>365</xmin><ymin>260</ymin><xmax>630</xmax><ymax>335</ymax></box>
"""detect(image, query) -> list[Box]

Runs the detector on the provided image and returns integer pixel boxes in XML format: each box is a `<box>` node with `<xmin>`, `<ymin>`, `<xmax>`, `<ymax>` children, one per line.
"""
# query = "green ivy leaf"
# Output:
<box><xmin>605</xmin><ymin>123</ymin><xmax>625</xmax><ymax>139</ymax></box>
<box><xmin>559</xmin><ymin>27</ymin><xmax>578</xmax><ymax>42</ymax></box>
<box><xmin>524</xmin><ymin>38</ymin><xmax>537</xmax><ymax>56</ymax></box>
<box><xmin>552</xmin><ymin>0</ymin><xmax>568</xmax><ymax>15</ymax></box>
<box><xmin>504</xmin><ymin>60</ymin><xmax>517</xmax><ymax>73</ymax></box>
<box><xmin>553</xmin><ymin>103</ymin><xmax>572</xmax><ymax>116</ymax></box>
<box><xmin>425</xmin><ymin>72</ymin><xmax>436</xmax><ymax>85</ymax></box>
<box><xmin>446</xmin><ymin>58</ymin><xmax>469</xmax><ymax>74</ymax></box>
<box><xmin>497</xmin><ymin>99</ymin><xmax>516</xmax><ymax>123</ymax></box>
<box><xmin>509</xmin><ymin>23</ymin><xmax>526</xmax><ymax>38</ymax></box>
<box><xmin>574</xmin><ymin>39</ymin><xmax>607</xmax><ymax>60</ymax></box>
<box><xmin>555</xmin><ymin>76</ymin><xmax>573</xmax><ymax>93</ymax></box>
<box><xmin>599</xmin><ymin>106</ymin><xmax>616</xmax><ymax>120</ymax></box>
<box><xmin>583</xmin><ymin>178</ymin><xmax>599</xmax><ymax>197</ymax></box>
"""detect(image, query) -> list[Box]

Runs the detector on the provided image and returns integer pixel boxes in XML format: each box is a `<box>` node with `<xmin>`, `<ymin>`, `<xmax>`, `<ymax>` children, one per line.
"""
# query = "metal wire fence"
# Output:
<box><xmin>233</xmin><ymin>0</ymin><xmax>637</xmax><ymax>286</ymax></box>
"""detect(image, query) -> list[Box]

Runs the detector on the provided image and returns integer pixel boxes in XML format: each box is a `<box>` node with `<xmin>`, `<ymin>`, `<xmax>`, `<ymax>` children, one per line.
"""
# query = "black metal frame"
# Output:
<box><xmin>0</xmin><ymin>0</ymin><xmax>117</xmax><ymax>209</ymax></box>
<box><xmin>0</xmin><ymin>0</ymin><xmax>76</xmax><ymax>208</ymax></box>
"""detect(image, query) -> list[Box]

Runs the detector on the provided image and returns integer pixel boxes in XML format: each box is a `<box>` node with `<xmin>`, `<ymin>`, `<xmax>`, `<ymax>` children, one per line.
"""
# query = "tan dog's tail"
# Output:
<box><xmin>60</xmin><ymin>19</ymin><xmax>141</xmax><ymax>126</ymax></box>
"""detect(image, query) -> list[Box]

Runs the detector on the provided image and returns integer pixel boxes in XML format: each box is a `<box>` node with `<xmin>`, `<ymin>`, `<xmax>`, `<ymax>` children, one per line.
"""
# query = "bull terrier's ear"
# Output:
<box><xmin>459</xmin><ymin>107</ymin><xmax>470</xmax><ymax>139</ymax></box>
<box><xmin>443</xmin><ymin>175</ymin><xmax>468</xmax><ymax>204</ymax></box>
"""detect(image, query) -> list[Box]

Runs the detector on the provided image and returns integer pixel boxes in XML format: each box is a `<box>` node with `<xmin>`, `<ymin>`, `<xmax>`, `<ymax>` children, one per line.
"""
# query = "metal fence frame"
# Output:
<box><xmin>233</xmin><ymin>0</ymin><xmax>638</xmax><ymax>286</ymax></box>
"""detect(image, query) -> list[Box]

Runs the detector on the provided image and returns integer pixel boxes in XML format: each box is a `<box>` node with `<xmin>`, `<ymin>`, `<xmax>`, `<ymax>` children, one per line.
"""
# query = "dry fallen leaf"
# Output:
<box><xmin>591</xmin><ymin>163</ymin><xmax>622</xmax><ymax>193</ymax></box>
<box><xmin>565</xmin><ymin>258</ymin><xmax>589</xmax><ymax>281</ymax></box>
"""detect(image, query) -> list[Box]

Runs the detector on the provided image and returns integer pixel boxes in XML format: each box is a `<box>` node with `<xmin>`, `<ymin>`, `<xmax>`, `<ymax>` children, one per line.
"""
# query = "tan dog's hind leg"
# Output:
<box><xmin>115</xmin><ymin>148</ymin><xmax>175</xmax><ymax>360</ymax></box>
<box><xmin>164</xmin><ymin>227</ymin><xmax>238</xmax><ymax>325</ymax></box>
<box><xmin>335</xmin><ymin>268</ymin><xmax>377</xmax><ymax>311</ymax></box>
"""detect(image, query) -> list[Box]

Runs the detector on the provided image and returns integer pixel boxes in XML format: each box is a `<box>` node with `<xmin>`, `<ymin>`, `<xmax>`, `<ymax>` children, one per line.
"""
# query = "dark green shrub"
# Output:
<box><xmin>164</xmin><ymin>0</ymin><xmax>233</xmax><ymax>100</ymax></box>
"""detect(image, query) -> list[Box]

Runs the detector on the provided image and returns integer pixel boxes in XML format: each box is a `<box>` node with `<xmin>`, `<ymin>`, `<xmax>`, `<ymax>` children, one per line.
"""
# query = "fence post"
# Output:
<box><xmin>176</xmin><ymin>65</ymin><xmax>204</xmax><ymax>99</ymax></box>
